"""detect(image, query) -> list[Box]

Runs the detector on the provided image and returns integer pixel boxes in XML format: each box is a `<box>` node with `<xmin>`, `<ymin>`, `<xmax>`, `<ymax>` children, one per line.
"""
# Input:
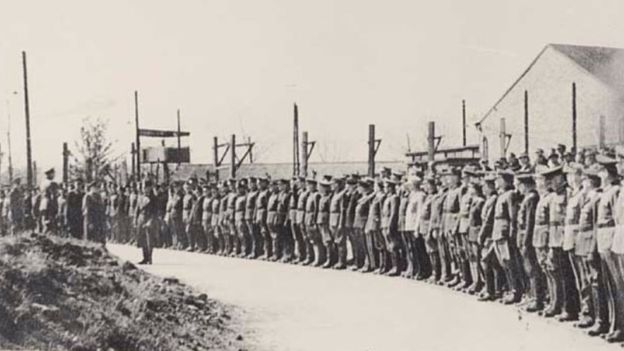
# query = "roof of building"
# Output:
<box><xmin>477</xmin><ymin>43</ymin><xmax>624</xmax><ymax>125</ymax></box>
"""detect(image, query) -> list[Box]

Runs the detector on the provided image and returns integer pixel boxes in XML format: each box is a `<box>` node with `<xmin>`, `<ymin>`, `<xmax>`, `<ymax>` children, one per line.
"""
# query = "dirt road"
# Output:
<box><xmin>108</xmin><ymin>244</ymin><xmax>621</xmax><ymax>351</ymax></box>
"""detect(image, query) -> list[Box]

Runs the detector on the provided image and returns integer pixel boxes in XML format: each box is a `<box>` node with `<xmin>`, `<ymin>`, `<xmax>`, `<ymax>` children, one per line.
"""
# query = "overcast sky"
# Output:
<box><xmin>0</xmin><ymin>0</ymin><xmax>623</xmax><ymax>173</ymax></box>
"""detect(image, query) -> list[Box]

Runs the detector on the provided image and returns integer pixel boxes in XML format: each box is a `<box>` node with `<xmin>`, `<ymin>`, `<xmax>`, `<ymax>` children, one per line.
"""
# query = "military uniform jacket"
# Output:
<box><xmin>169</xmin><ymin>191</ymin><xmax>183</xmax><ymax>220</ymax></box>
<box><xmin>533</xmin><ymin>191</ymin><xmax>552</xmax><ymax>248</ymax></box>
<box><xmin>83</xmin><ymin>192</ymin><xmax>105</xmax><ymax>232</ymax></box>
<box><xmin>254</xmin><ymin>190</ymin><xmax>269</xmax><ymax>225</ymax></box>
<box><xmin>563</xmin><ymin>188</ymin><xmax>586</xmax><ymax>251</ymax></box>
<box><xmin>442</xmin><ymin>186</ymin><xmax>465</xmax><ymax>235</ymax></box>
<box><xmin>492</xmin><ymin>189</ymin><xmax>517</xmax><ymax>241</ymax></box>
<box><xmin>354</xmin><ymin>192</ymin><xmax>373</xmax><ymax>230</ymax></box>
<box><xmin>129</xmin><ymin>193</ymin><xmax>138</xmax><ymax>220</ymax></box>
<box><xmin>548</xmin><ymin>186</ymin><xmax>568</xmax><ymax>248</ymax></box>
<box><xmin>304</xmin><ymin>192</ymin><xmax>321</xmax><ymax>228</ymax></box>
<box><xmin>398</xmin><ymin>192</ymin><xmax>409</xmax><ymax>232</ymax></box>
<box><xmin>136</xmin><ymin>191</ymin><xmax>157</xmax><ymax>228</ymax></box>
<box><xmin>190</xmin><ymin>195</ymin><xmax>205</xmax><ymax>225</ymax></box>
<box><xmin>202</xmin><ymin>196</ymin><xmax>212</xmax><ymax>225</ymax></box>
<box><xmin>39</xmin><ymin>180</ymin><xmax>59</xmax><ymax>216</ymax></box>
<box><xmin>288</xmin><ymin>189</ymin><xmax>298</xmax><ymax>223</ymax></box>
<box><xmin>219</xmin><ymin>194</ymin><xmax>230</xmax><ymax>226</ymax></box>
<box><xmin>266</xmin><ymin>192</ymin><xmax>279</xmax><ymax>227</ymax></box>
<box><xmin>478</xmin><ymin>194</ymin><xmax>497</xmax><ymax>245</ymax></box>
<box><xmin>109</xmin><ymin>193</ymin><xmax>120</xmax><ymax>218</ymax></box>
<box><xmin>226</xmin><ymin>193</ymin><xmax>237</xmax><ymax>225</ymax></box>
<box><xmin>276</xmin><ymin>191</ymin><xmax>290</xmax><ymax>226</ymax></box>
<box><xmin>417</xmin><ymin>193</ymin><xmax>434</xmax><ymax>236</ymax></box>
<box><xmin>458</xmin><ymin>191</ymin><xmax>473</xmax><ymax>234</ymax></box>
<box><xmin>597</xmin><ymin>185</ymin><xmax>619</xmax><ymax>253</ymax></box>
<box><xmin>577</xmin><ymin>190</ymin><xmax>601</xmax><ymax>255</ymax></box>
<box><xmin>182</xmin><ymin>193</ymin><xmax>196</xmax><ymax>225</ymax></box>
<box><xmin>296</xmin><ymin>190</ymin><xmax>309</xmax><ymax>225</ymax></box>
<box><xmin>344</xmin><ymin>190</ymin><xmax>360</xmax><ymax>229</ymax></box>
<box><xmin>211</xmin><ymin>197</ymin><xmax>221</xmax><ymax>227</ymax></box>
<box><xmin>8</xmin><ymin>187</ymin><xmax>24</xmax><ymax>223</ymax></box>
<box><xmin>467</xmin><ymin>196</ymin><xmax>485</xmax><ymax>242</ymax></box>
<box><xmin>317</xmin><ymin>193</ymin><xmax>332</xmax><ymax>226</ymax></box>
<box><xmin>329</xmin><ymin>189</ymin><xmax>345</xmax><ymax>228</ymax></box>
<box><xmin>612</xmin><ymin>186</ymin><xmax>624</xmax><ymax>254</ymax></box>
<box><xmin>381</xmin><ymin>193</ymin><xmax>399</xmax><ymax>232</ymax></box>
<box><xmin>365</xmin><ymin>192</ymin><xmax>385</xmax><ymax>232</ymax></box>
<box><xmin>245</xmin><ymin>190</ymin><xmax>258</xmax><ymax>222</ymax></box>
<box><xmin>234</xmin><ymin>194</ymin><xmax>247</xmax><ymax>225</ymax></box>
<box><xmin>65</xmin><ymin>190</ymin><xmax>83</xmax><ymax>230</ymax></box>
<box><xmin>429</xmin><ymin>190</ymin><xmax>448</xmax><ymax>233</ymax></box>
<box><xmin>404</xmin><ymin>190</ymin><xmax>425</xmax><ymax>233</ymax></box>
<box><xmin>517</xmin><ymin>190</ymin><xmax>538</xmax><ymax>249</ymax></box>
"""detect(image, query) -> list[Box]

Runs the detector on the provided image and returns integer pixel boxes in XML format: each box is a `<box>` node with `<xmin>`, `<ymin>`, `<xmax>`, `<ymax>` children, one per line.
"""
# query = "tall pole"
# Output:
<box><xmin>22</xmin><ymin>51</ymin><xmax>33</xmax><ymax>189</ymax></box>
<box><xmin>134</xmin><ymin>91</ymin><xmax>141</xmax><ymax>182</ymax></box>
<box><xmin>130</xmin><ymin>143</ymin><xmax>136</xmax><ymax>181</ymax></box>
<box><xmin>572</xmin><ymin>82</ymin><xmax>577</xmax><ymax>152</ymax></box>
<box><xmin>462</xmin><ymin>100</ymin><xmax>467</xmax><ymax>147</ymax></box>
<box><xmin>500</xmin><ymin>118</ymin><xmax>507</xmax><ymax>158</ymax></box>
<box><xmin>599</xmin><ymin>115</ymin><xmax>606</xmax><ymax>148</ymax></box>
<box><xmin>368</xmin><ymin>124</ymin><xmax>375</xmax><ymax>177</ymax></box>
<box><xmin>177</xmin><ymin>108</ymin><xmax>181</xmax><ymax>167</ymax></box>
<box><xmin>230</xmin><ymin>134</ymin><xmax>236</xmax><ymax>179</ymax></box>
<box><xmin>301</xmin><ymin>131</ymin><xmax>309</xmax><ymax>177</ymax></box>
<box><xmin>293</xmin><ymin>103</ymin><xmax>300</xmax><ymax>176</ymax></box>
<box><xmin>524</xmin><ymin>90</ymin><xmax>529</xmax><ymax>154</ymax></box>
<box><xmin>62</xmin><ymin>142</ymin><xmax>69</xmax><ymax>186</ymax></box>
<box><xmin>427</xmin><ymin>121</ymin><xmax>435</xmax><ymax>162</ymax></box>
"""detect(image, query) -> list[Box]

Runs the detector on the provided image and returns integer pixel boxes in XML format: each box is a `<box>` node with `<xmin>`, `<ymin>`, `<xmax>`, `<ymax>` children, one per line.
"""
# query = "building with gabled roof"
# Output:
<box><xmin>477</xmin><ymin>43</ymin><xmax>624</xmax><ymax>160</ymax></box>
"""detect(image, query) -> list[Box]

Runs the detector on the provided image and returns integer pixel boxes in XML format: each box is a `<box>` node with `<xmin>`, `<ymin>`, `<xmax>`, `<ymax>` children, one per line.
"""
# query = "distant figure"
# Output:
<box><xmin>8</xmin><ymin>178</ymin><xmax>24</xmax><ymax>235</ymax></box>
<box><xmin>83</xmin><ymin>181</ymin><xmax>106</xmax><ymax>245</ymax></box>
<box><xmin>39</xmin><ymin>168</ymin><xmax>59</xmax><ymax>234</ymax></box>
<box><xmin>66</xmin><ymin>179</ymin><xmax>84</xmax><ymax>239</ymax></box>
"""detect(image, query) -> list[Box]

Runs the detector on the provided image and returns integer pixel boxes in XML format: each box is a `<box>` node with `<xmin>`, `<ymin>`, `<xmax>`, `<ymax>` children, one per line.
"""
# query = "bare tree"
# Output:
<box><xmin>70</xmin><ymin>117</ymin><xmax>118</xmax><ymax>183</ymax></box>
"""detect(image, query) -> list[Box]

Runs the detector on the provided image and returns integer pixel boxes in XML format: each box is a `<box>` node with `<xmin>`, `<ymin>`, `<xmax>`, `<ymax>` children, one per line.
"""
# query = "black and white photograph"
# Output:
<box><xmin>1</xmin><ymin>1</ymin><xmax>624</xmax><ymax>350</ymax></box>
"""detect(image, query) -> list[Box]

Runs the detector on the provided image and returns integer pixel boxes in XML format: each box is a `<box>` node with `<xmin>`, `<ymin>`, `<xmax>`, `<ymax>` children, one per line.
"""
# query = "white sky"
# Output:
<box><xmin>0</xmin><ymin>0</ymin><xmax>623</xmax><ymax>172</ymax></box>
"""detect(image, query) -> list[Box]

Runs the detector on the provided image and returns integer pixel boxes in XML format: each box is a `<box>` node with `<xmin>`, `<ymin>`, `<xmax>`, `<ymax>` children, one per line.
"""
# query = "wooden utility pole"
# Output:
<box><xmin>22</xmin><ymin>51</ymin><xmax>33</xmax><ymax>188</ymax></box>
<box><xmin>499</xmin><ymin>118</ymin><xmax>512</xmax><ymax>158</ymax></box>
<box><xmin>230</xmin><ymin>134</ymin><xmax>236</xmax><ymax>179</ymax></box>
<box><xmin>367</xmin><ymin>124</ymin><xmax>382</xmax><ymax>177</ymax></box>
<box><xmin>599</xmin><ymin>115</ymin><xmax>606</xmax><ymax>148</ymax></box>
<box><xmin>524</xmin><ymin>90</ymin><xmax>529</xmax><ymax>154</ymax></box>
<box><xmin>301</xmin><ymin>131</ymin><xmax>316</xmax><ymax>177</ymax></box>
<box><xmin>33</xmin><ymin>161</ymin><xmax>37</xmax><ymax>185</ymax></box>
<box><xmin>6</xmin><ymin>99</ymin><xmax>13</xmax><ymax>183</ymax></box>
<box><xmin>130</xmin><ymin>143</ymin><xmax>136</xmax><ymax>181</ymax></box>
<box><xmin>293</xmin><ymin>103</ymin><xmax>300</xmax><ymax>176</ymax></box>
<box><xmin>462</xmin><ymin>100</ymin><xmax>467</xmax><ymax>147</ymax></box>
<box><xmin>62</xmin><ymin>142</ymin><xmax>69</xmax><ymax>186</ymax></box>
<box><xmin>572</xmin><ymin>83</ymin><xmax>577</xmax><ymax>152</ymax></box>
<box><xmin>427</xmin><ymin>121</ymin><xmax>437</xmax><ymax>162</ymax></box>
<box><xmin>134</xmin><ymin>91</ymin><xmax>141</xmax><ymax>182</ymax></box>
<box><xmin>177</xmin><ymin>109</ymin><xmax>181</xmax><ymax>167</ymax></box>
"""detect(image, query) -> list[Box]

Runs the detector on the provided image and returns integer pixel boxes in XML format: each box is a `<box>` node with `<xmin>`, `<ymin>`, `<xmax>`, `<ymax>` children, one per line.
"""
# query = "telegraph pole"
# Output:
<box><xmin>524</xmin><ymin>90</ymin><xmax>529</xmax><ymax>154</ymax></box>
<box><xmin>572</xmin><ymin>83</ymin><xmax>577</xmax><ymax>152</ymax></box>
<box><xmin>130</xmin><ymin>143</ymin><xmax>136</xmax><ymax>181</ymax></box>
<box><xmin>22</xmin><ymin>51</ymin><xmax>33</xmax><ymax>188</ymax></box>
<box><xmin>62</xmin><ymin>142</ymin><xmax>69</xmax><ymax>186</ymax></box>
<box><xmin>177</xmin><ymin>109</ymin><xmax>182</xmax><ymax>167</ymax></box>
<box><xmin>367</xmin><ymin>124</ymin><xmax>381</xmax><ymax>177</ymax></box>
<box><xmin>230</xmin><ymin>134</ymin><xmax>236</xmax><ymax>179</ymax></box>
<box><xmin>134</xmin><ymin>91</ymin><xmax>141</xmax><ymax>182</ymax></box>
<box><xmin>462</xmin><ymin>100</ymin><xmax>467</xmax><ymax>147</ymax></box>
<box><xmin>6</xmin><ymin>99</ymin><xmax>13</xmax><ymax>183</ymax></box>
<box><xmin>293</xmin><ymin>103</ymin><xmax>300</xmax><ymax>176</ymax></box>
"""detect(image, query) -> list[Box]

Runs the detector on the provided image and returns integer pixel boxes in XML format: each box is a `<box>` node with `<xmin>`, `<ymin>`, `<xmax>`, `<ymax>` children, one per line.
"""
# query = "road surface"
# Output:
<box><xmin>109</xmin><ymin>244</ymin><xmax>621</xmax><ymax>351</ymax></box>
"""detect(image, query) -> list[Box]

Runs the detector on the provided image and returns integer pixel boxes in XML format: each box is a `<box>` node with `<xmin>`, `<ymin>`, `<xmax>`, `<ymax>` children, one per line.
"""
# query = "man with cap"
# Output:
<box><xmin>532</xmin><ymin>166</ymin><xmax>555</xmax><ymax>313</ymax></box>
<box><xmin>234</xmin><ymin>179</ymin><xmax>250</xmax><ymax>257</ymax></box>
<box><xmin>218</xmin><ymin>181</ymin><xmax>232</xmax><ymax>255</ymax></box>
<box><xmin>456</xmin><ymin>166</ymin><xmax>478</xmax><ymax>290</ymax></box>
<box><xmin>40</xmin><ymin>168</ymin><xmax>60</xmax><ymax>234</ymax></box>
<box><xmin>83</xmin><ymin>181</ymin><xmax>106</xmax><ymax>245</ymax></box>
<box><xmin>344</xmin><ymin>174</ymin><xmax>363</xmax><ymax>270</ymax></box>
<box><xmin>255</xmin><ymin>177</ymin><xmax>270</xmax><ymax>259</ymax></box>
<box><xmin>201</xmin><ymin>183</ymin><xmax>215</xmax><ymax>253</ymax></box>
<box><xmin>367</xmin><ymin>178</ymin><xmax>387</xmax><ymax>274</ymax></box>
<box><xmin>381</xmin><ymin>178</ymin><xmax>401</xmax><ymax>276</ymax></box>
<box><xmin>477</xmin><ymin>172</ymin><xmax>504</xmax><ymax>301</ymax></box>
<box><xmin>354</xmin><ymin>177</ymin><xmax>375</xmax><ymax>272</ymax></box>
<box><xmin>245</xmin><ymin>177</ymin><xmax>260</xmax><ymax>258</ymax></box>
<box><xmin>560</xmin><ymin>163</ymin><xmax>586</xmax><ymax>321</ymax></box>
<box><xmin>304</xmin><ymin>178</ymin><xmax>322</xmax><ymax>265</ymax></box>
<box><xmin>516</xmin><ymin>169</ymin><xmax>546</xmax><ymax>312</ymax></box>
<box><xmin>576</xmin><ymin>164</ymin><xmax>607</xmax><ymax>332</ymax></box>
<box><xmin>591</xmin><ymin>154</ymin><xmax>624</xmax><ymax>340</ymax></box>
<box><xmin>440</xmin><ymin>166</ymin><xmax>465</xmax><ymax>287</ymax></box>
<box><xmin>288</xmin><ymin>177</ymin><xmax>303</xmax><ymax>263</ymax></box>
<box><xmin>535</xmin><ymin>149</ymin><xmax>548</xmax><ymax>167</ymax></box>
<box><xmin>189</xmin><ymin>182</ymin><xmax>207</xmax><ymax>252</ymax></box>
<box><xmin>465</xmin><ymin>171</ymin><xmax>485</xmax><ymax>294</ymax></box>
<box><xmin>415</xmin><ymin>175</ymin><xmax>436</xmax><ymax>281</ymax></box>
<box><xmin>518</xmin><ymin>153</ymin><xmax>532</xmax><ymax>172</ymax></box>
<box><xmin>295</xmin><ymin>176</ymin><xmax>311</xmax><ymax>264</ymax></box>
<box><xmin>266</xmin><ymin>179</ymin><xmax>281</xmax><ymax>260</ymax></box>
<box><xmin>182</xmin><ymin>179</ymin><xmax>197</xmax><ymax>251</ymax></box>
<box><xmin>426</xmin><ymin>173</ymin><xmax>448</xmax><ymax>284</ymax></box>
<box><xmin>317</xmin><ymin>178</ymin><xmax>333</xmax><ymax>267</ymax></box>
<box><xmin>64</xmin><ymin>179</ymin><xmax>84</xmax><ymax>240</ymax></box>
<box><xmin>329</xmin><ymin>176</ymin><xmax>348</xmax><ymax>269</ymax></box>
<box><xmin>136</xmin><ymin>179</ymin><xmax>158</xmax><ymax>264</ymax></box>
<box><xmin>277</xmin><ymin>179</ymin><xmax>293</xmax><ymax>262</ymax></box>
<box><xmin>403</xmin><ymin>174</ymin><xmax>426</xmax><ymax>279</ymax></box>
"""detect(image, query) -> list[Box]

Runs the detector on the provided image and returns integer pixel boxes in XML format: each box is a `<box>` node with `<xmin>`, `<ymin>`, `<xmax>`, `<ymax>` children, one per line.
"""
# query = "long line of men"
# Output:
<box><xmin>3</xmin><ymin>144</ymin><xmax>624</xmax><ymax>344</ymax></box>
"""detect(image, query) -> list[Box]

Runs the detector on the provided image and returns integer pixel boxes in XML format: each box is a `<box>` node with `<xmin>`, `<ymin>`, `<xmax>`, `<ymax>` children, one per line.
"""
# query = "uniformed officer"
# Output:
<box><xmin>40</xmin><ymin>168</ymin><xmax>59</xmax><ymax>234</ymax></box>
<box><xmin>329</xmin><ymin>177</ymin><xmax>347</xmax><ymax>269</ymax></box>
<box><xmin>344</xmin><ymin>175</ymin><xmax>362</xmax><ymax>270</ymax></box>
<box><xmin>266</xmin><ymin>180</ymin><xmax>280</xmax><ymax>261</ymax></box>
<box><xmin>64</xmin><ymin>179</ymin><xmax>84</xmax><ymax>240</ymax></box>
<box><xmin>8</xmin><ymin>178</ymin><xmax>25</xmax><ymax>235</ymax></box>
<box><xmin>457</xmin><ymin>166</ymin><xmax>478</xmax><ymax>289</ymax></box>
<box><xmin>477</xmin><ymin>172</ymin><xmax>504</xmax><ymax>301</ymax></box>
<box><xmin>202</xmin><ymin>183</ymin><xmax>215</xmax><ymax>253</ymax></box>
<box><xmin>83</xmin><ymin>181</ymin><xmax>106</xmax><ymax>245</ymax></box>
<box><xmin>255</xmin><ymin>177</ymin><xmax>270</xmax><ymax>259</ymax></box>
<box><xmin>219</xmin><ymin>181</ymin><xmax>233</xmax><ymax>256</ymax></box>
<box><xmin>136</xmin><ymin>179</ymin><xmax>157</xmax><ymax>264</ymax></box>
<box><xmin>190</xmin><ymin>183</ymin><xmax>207</xmax><ymax>252</ymax></box>
<box><xmin>465</xmin><ymin>172</ymin><xmax>485</xmax><ymax>294</ymax></box>
<box><xmin>440</xmin><ymin>167</ymin><xmax>464</xmax><ymax>287</ymax></box>
<box><xmin>405</xmin><ymin>174</ymin><xmax>428</xmax><ymax>280</ymax></box>
<box><xmin>234</xmin><ymin>179</ymin><xmax>250</xmax><ymax>257</ymax></box>
<box><xmin>317</xmin><ymin>179</ymin><xmax>333</xmax><ymax>268</ymax></box>
<box><xmin>295</xmin><ymin>176</ymin><xmax>311</xmax><ymax>264</ymax></box>
<box><xmin>246</xmin><ymin>177</ymin><xmax>260</xmax><ymax>258</ymax></box>
<box><xmin>515</xmin><ymin>170</ymin><xmax>545</xmax><ymax>312</ymax></box>
<box><xmin>367</xmin><ymin>178</ymin><xmax>386</xmax><ymax>274</ymax></box>
<box><xmin>182</xmin><ymin>179</ymin><xmax>198</xmax><ymax>251</ymax></box>
<box><xmin>305</xmin><ymin>179</ymin><xmax>322</xmax><ymax>266</ymax></box>
<box><xmin>381</xmin><ymin>178</ymin><xmax>401</xmax><ymax>276</ymax></box>
<box><xmin>354</xmin><ymin>177</ymin><xmax>375</xmax><ymax>272</ymax></box>
<box><xmin>426</xmin><ymin>174</ymin><xmax>447</xmax><ymax>284</ymax></box>
<box><xmin>226</xmin><ymin>179</ymin><xmax>239</xmax><ymax>256</ymax></box>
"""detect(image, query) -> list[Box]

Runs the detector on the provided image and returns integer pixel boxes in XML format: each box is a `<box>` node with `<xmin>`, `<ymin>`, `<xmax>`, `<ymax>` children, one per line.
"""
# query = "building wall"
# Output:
<box><xmin>480</xmin><ymin>46</ymin><xmax>624</xmax><ymax>160</ymax></box>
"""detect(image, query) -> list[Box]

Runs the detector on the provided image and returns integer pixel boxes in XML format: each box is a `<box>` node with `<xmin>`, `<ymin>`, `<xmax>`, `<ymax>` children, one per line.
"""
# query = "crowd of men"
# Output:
<box><xmin>7</xmin><ymin>143</ymin><xmax>624</xmax><ymax>344</ymax></box>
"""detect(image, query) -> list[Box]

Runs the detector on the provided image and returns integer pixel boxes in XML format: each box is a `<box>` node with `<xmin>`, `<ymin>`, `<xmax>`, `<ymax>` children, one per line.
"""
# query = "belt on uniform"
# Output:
<box><xmin>598</xmin><ymin>223</ymin><xmax>615</xmax><ymax>229</ymax></box>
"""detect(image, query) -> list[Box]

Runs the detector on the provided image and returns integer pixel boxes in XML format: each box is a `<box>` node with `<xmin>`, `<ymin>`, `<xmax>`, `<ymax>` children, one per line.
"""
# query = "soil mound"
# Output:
<box><xmin>0</xmin><ymin>233</ymin><xmax>246</xmax><ymax>351</ymax></box>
